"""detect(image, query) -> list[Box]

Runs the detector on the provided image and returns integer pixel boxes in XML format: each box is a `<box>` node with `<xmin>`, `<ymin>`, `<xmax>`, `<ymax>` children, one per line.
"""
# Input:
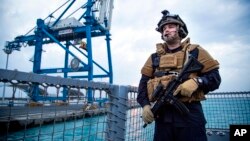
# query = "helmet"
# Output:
<box><xmin>156</xmin><ymin>10</ymin><xmax>188</xmax><ymax>39</ymax></box>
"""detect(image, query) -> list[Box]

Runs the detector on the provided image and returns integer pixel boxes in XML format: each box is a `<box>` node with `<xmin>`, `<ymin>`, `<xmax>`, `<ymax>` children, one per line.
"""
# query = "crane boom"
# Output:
<box><xmin>3</xmin><ymin>0</ymin><xmax>114</xmax><ymax>102</ymax></box>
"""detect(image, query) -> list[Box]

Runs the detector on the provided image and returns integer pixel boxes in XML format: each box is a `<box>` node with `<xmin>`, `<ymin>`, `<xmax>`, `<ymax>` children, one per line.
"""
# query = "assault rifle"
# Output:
<box><xmin>143</xmin><ymin>55</ymin><xmax>204</xmax><ymax>128</ymax></box>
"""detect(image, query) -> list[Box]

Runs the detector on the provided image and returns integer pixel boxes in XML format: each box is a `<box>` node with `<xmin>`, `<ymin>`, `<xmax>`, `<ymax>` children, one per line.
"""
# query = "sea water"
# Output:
<box><xmin>6</xmin><ymin>97</ymin><xmax>250</xmax><ymax>140</ymax></box>
<box><xmin>7</xmin><ymin>116</ymin><xmax>107</xmax><ymax>141</ymax></box>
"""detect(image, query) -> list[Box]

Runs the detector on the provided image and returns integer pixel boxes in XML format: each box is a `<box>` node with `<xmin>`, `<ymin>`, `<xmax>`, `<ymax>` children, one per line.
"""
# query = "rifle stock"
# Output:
<box><xmin>143</xmin><ymin>56</ymin><xmax>204</xmax><ymax>128</ymax></box>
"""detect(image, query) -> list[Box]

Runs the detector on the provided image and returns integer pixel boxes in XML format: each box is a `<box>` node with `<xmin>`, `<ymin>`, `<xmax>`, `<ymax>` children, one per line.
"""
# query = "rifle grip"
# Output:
<box><xmin>143</xmin><ymin>121</ymin><xmax>152</xmax><ymax>128</ymax></box>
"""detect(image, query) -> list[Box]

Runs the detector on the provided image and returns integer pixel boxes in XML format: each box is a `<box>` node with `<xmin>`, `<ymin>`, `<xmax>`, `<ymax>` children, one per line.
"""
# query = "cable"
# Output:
<box><xmin>24</xmin><ymin>0</ymin><xmax>71</xmax><ymax>36</ymax></box>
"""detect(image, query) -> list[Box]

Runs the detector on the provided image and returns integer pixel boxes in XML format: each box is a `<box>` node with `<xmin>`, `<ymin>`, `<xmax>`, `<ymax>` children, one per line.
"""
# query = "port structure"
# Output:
<box><xmin>3</xmin><ymin>0</ymin><xmax>114</xmax><ymax>102</ymax></box>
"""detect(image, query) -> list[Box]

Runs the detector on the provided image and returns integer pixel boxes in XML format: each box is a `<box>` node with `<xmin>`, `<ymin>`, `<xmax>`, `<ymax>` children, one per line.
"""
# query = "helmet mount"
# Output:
<box><xmin>156</xmin><ymin>10</ymin><xmax>188</xmax><ymax>39</ymax></box>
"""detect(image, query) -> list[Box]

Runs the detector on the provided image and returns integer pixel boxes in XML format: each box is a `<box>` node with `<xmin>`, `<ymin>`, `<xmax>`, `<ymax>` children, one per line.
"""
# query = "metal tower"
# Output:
<box><xmin>3</xmin><ymin>0</ymin><xmax>114</xmax><ymax>102</ymax></box>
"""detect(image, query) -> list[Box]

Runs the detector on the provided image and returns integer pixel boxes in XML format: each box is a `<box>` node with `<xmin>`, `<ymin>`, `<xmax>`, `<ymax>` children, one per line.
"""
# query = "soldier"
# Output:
<box><xmin>137</xmin><ymin>10</ymin><xmax>221</xmax><ymax>141</ymax></box>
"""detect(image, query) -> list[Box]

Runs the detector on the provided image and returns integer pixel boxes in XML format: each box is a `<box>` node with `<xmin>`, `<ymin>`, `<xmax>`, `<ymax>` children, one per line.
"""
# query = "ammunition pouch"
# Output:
<box><xmin>158</xmin><ymin>51</ymin><xmax>185</xmax><ymax>70</ymax></box>
<box><xmin>159</xmin><ymin>54</ymin><xmax>178</xmax><ymax>68</ymax></box>
<box><xmin>147</xmin><ymin>75</ymin><xmax>175</xmax><ymax>102</ymax></box>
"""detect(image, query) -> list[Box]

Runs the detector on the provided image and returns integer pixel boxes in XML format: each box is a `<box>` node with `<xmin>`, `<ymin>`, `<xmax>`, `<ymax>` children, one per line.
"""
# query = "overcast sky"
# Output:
<box><xmin>0</xmin><ymin>0</ymin><xmax>250</xmax><ymax>93</ymax></box>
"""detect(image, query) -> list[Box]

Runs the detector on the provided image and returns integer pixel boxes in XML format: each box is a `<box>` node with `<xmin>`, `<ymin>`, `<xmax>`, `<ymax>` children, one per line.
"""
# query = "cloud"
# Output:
<box><xmin>204</xmin><ymin>41</ymin><xmax>250</xmax><ymax>91</ymax></box>
<box><xmin>174</xmin><ymin>0</ymin><xmax>250</xmax><ymax>44</ymax></box>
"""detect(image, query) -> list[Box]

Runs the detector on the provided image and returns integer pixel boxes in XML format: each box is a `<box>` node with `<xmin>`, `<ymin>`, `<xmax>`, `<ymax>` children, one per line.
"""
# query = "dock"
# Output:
<box><xmin>0</xmin><ymin>103</ymin><xmax>107</xmax><ymax>133</ymax></box>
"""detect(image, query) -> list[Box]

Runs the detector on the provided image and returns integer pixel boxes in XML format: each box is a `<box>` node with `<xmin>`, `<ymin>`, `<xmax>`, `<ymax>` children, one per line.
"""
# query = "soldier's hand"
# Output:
<box><xmin>173</xmin><ymin>78</ymin><xmax>198</xmax><ymax>97</ymax></box>
<box><xmin>142</xmin><ymin>105</ymin><xmax>154</xmax><ymax>124</ymax></box>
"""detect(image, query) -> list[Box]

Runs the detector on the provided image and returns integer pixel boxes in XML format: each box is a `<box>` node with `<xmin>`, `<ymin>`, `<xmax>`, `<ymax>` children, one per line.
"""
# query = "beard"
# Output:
<box><xmin>162</xmin><ymin>31</ymin><xmax>181</xmax><ymax>45</ymax></box>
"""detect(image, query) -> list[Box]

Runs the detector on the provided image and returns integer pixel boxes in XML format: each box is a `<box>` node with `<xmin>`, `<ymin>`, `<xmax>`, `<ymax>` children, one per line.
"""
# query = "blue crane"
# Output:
<box><xmin>3</xmin><ymin>0</ymin><xmax>114</xmax><ymax>102</ymax></box>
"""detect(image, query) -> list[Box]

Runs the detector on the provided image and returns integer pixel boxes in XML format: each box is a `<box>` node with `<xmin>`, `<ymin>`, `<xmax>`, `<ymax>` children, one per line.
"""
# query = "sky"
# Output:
<box><xmin>0</xmin><ymin>0</ymin><xmax>250</xmax><ymax>93</ymax></box>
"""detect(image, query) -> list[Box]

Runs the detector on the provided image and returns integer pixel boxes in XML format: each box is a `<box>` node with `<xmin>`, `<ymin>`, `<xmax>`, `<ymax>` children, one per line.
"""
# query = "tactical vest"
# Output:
<box><xmin>145</xmin><ymin>38</ymin><xmax>220</xmax><ymax>102</ymax></box>
<box><xmin>142</xmin><ymin>38</ymin><xmax>219</xmax><ymax>102</ymax></box>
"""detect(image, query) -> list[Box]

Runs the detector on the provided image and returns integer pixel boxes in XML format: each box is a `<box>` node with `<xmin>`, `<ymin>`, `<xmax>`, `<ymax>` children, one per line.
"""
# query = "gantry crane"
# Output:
<box><xmin>3</xmin><ymin>0</ymin><xmax>114</xmax><ymax>102</ymax></box>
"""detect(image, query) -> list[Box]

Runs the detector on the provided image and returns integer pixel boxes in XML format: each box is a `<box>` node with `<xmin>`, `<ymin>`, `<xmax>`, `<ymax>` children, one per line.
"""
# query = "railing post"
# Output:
<box><xmin>106</xmin><ymin>85</ymin><xmax>128</xmax><ymax>141</ymax></box>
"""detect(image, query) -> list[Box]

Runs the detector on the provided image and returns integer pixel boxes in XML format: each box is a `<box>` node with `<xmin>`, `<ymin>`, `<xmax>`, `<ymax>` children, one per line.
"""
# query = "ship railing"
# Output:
<box><xmin>0</xmin><ymin>69</ymin><xmax>249</xmax><ymax>141</ymax></box>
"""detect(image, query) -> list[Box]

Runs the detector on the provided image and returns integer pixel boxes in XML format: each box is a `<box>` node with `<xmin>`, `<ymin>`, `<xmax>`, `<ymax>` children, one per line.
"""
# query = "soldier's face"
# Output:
<box><xmin>162</xmin><ymin>24</ymin><xmax>180</xmax><ymax>42</ymax></box>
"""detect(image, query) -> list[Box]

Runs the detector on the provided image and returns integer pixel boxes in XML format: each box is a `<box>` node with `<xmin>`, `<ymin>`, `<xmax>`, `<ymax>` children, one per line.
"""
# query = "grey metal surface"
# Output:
<box><xmin>0</xmin><ymin>69</ymin><xmax>113</xmax><ymax>90</ymax></box>
<box><xmin>207</xmin><ymin>130</ymin><xmax>229</xmax><ymax>141</ymax></box>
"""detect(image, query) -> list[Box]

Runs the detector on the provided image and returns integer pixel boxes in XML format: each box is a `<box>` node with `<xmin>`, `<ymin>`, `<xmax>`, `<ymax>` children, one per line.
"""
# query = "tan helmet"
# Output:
<box><xmin>156</xmin><ymin>10</ymin><xmax>188</xmax><ymax>39</ymax></box>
